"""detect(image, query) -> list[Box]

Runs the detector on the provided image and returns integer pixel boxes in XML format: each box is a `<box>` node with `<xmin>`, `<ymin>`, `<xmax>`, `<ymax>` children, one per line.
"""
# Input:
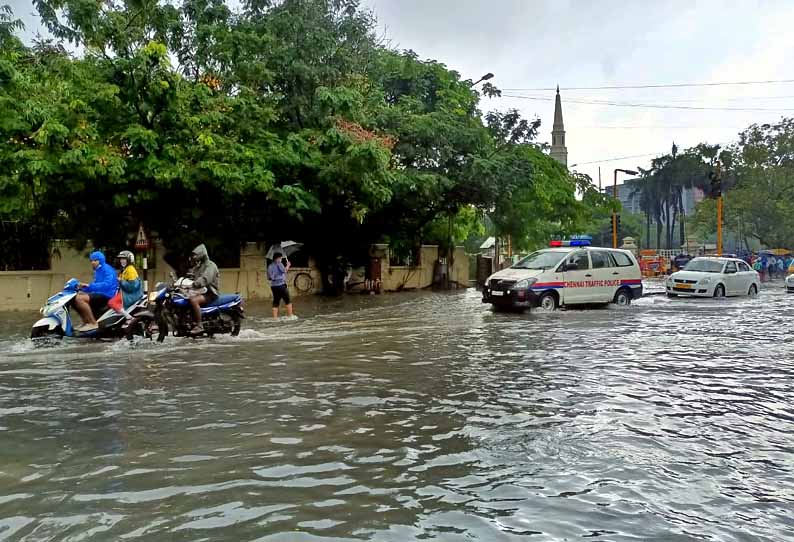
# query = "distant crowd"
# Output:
<box><xmin>748</xmin><ymin>253</ymin><xmax>793</xmax><ymax>281</ymax></box>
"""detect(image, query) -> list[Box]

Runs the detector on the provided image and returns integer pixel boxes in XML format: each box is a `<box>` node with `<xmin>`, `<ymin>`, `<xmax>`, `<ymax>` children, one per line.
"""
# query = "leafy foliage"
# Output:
<box><xmin>1</xmin><ymin>0</ymin><xmax>606</xmax><ymax>275</ymax></box>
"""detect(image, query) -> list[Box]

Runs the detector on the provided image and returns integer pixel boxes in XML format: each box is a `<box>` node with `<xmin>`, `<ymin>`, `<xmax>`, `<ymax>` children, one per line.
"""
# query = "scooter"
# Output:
<box><xmin>126</xmin><ymin>277</ymin><xmax>243</xmax><ymax>341</ymax></box>
<box><xmin>31</xmin><ymin>278</ymin><xmax>147</xmax><ymax>342</ymax></box>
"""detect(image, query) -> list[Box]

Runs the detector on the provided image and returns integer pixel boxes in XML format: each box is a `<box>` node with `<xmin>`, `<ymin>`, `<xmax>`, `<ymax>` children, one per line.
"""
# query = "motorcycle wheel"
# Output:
<box><xmin>231</xmin><ymin>313</ymin><xmax>241</xmax><ymax>337</ymax></box>
<box><xmin>156</xmin><ymin>316</ymin><xmax>168</xmax><ymax>343</ymax></box>
<box><xmin>31</xmin><ymin>325</ymin><xmax>64</xmax><ymax>341</ymax></box>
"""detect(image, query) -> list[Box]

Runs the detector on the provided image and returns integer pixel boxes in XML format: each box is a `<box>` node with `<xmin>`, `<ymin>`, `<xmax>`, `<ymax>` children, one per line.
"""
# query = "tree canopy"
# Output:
<box><xmin>0</xmin><ymin>0</ymin><xmax>609</xmax><ymax>274</ymax></box>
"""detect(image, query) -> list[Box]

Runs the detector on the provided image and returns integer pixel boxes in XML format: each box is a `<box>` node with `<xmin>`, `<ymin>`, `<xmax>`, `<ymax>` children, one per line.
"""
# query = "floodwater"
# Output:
<box><xmin>0</xmin><ymin>285</ymin><xmax>792</xmax><ymax>541</ymax></box>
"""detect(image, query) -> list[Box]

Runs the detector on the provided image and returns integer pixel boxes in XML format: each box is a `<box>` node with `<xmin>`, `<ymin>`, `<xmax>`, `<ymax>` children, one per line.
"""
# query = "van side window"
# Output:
<box><xmin>560</xmin><ymin>250</ymin><xmax>590</xmax><ymax>271</ymax></box>
<box><xmin>611</xmin><ymin>251</ymin><xmax>634</xmax><ymax>267</ymax></box>
<box><xmin>591</xmin><ymin>251</ymin><xmax>613</xmax><ymax>269</ymax></box>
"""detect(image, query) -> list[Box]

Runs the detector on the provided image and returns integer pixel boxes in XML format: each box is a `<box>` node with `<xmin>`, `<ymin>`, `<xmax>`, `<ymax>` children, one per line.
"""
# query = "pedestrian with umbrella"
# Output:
<box><xmin>266</xmin><ymin>241</ymin><xmax>301</xmax><ymax>320</ymax></box>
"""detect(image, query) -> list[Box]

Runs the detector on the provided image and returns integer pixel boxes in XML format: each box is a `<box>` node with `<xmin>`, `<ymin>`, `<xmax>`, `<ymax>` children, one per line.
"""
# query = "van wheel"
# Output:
<box><xmin>538</xmin><ymin>292</ymin><xmax>559</xmax><ymax>311</ymax></box>
<box><xmin>713</xmin><ymin>284</ymin><xmax>725</xmax><ymax>298</ymax></box>
<box><xmin>614</xmin><ymin>288</ymin><xmax>632</xmax><ymax>306</ymax></box>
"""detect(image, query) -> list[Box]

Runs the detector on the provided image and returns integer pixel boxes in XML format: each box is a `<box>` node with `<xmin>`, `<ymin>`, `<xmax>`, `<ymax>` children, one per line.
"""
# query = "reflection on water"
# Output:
<box><xmin>1</xmin><ymin>288</ymin><xmax>793</xmax><ymax>541</ymax></box>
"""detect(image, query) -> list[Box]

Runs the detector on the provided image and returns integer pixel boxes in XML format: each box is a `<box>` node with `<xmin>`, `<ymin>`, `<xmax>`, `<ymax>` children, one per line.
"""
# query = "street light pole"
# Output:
<box><xmin>612</xmin><ymin>168</ymin><xmax>638</xmax><ymax>249</ymax></box>
<box><xmin>472</xmin><ymin>72</ymin><xmax>494</xmax><ymax>86</ymax></box>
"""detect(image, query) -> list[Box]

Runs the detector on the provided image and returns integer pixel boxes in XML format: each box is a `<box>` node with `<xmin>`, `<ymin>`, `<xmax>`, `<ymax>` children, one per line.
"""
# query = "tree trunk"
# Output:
<box><xmin>678</xmin><ymin>191</ymin><xmax>685</xmax><ymax>249</ymax></box>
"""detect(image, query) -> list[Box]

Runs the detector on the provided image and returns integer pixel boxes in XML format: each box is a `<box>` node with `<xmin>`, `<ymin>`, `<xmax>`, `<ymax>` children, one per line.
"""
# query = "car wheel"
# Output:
<box><xmin>713</xmin><ymin>284</ymin><xmax>726</xmax><ymax>298</ymax></box>
<box><xmin>748</xmin><ymin>284</ymin><xmax>758</xmax><ymax>297</ymax></box>
<box><xmin>614</xmin><ymin>288</ymin><xmax>632</xmax><ymax>306</ymax></box>
<box><xmin>538</xmin><ymin>291</ymin><xmax>559</xmax><ymax>311</ymax></box>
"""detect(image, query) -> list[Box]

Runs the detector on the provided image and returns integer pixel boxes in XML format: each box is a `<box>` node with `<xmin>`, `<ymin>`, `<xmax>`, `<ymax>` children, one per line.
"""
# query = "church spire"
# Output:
<box><xmin>550</xmin><ymin>86</ymin><xmax>568</xmax><ymax>168</ymax></box>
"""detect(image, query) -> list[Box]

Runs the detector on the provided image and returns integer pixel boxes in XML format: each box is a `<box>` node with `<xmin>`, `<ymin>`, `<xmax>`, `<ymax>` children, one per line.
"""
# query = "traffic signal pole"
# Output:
<box><xmin>717</xmin><ymin>196</ymin><xmax>723</xmax><ymax>256</ymax></box>
<box><xmin>612</xmin><ymin>169</ymin><xmax>618</xmax><ymax>248</ymax></box>
<box><xmin>715</xmin><ymin>162</ymin><xmax>723</xmax><ymax>256</ymax></box>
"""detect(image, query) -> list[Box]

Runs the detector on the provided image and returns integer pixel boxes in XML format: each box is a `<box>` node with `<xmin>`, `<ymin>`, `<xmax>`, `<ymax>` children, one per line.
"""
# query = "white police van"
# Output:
<box><xmin>482</xmin><ymin>237</ymin><xmax>643</xmax><ymax>310</ymax></box>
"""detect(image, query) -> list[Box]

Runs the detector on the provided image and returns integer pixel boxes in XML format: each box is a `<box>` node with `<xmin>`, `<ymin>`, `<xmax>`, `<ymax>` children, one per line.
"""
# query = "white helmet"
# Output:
<box><xmin>117</xmin><ymin>250</ymin><xmax>134</xmax><ymax>262</ymax></box>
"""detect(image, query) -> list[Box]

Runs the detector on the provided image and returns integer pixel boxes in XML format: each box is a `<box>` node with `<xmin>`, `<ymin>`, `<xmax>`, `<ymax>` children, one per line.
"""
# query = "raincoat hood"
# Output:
<box><xmin>191</xmin><ymin>244</ymin><xmax>208</xmax><ymax>263</ymax></box>
<box><xmin>89</xmin><ymin>251</ymin><xmax>106</xmax><ymax>265</ymax></box>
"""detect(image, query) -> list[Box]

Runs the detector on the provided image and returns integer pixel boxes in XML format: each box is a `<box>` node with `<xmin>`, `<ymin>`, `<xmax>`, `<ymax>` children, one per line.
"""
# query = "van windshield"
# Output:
<box><xmin>684</xmin><ymin>259</ymin><xmax>724</xmax><ymax>273</ymax></box>
<box><xmin>512</xmin><ymin>251</ymin><xmax>566</xmax><ymax>270</ymax></box>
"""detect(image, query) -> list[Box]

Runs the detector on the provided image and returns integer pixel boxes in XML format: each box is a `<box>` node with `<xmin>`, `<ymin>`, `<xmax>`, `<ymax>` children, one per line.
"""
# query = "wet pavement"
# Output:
<box><xmin>0</xmin><ymin>284</ymin><xmax>793</xmax><ymax>541</ymax></box>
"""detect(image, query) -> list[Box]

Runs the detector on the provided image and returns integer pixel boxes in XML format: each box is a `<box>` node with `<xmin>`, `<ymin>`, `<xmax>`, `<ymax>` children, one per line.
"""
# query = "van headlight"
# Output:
<box><xmin>514</xmin><ymin>278</ymin><xmax>538</xmax><ymax>290</ymax></box>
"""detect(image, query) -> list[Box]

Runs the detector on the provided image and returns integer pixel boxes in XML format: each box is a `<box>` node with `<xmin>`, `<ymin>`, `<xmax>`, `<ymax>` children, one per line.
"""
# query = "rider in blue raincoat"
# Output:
<box><xmin>74</xmin><ymin>251</ymin><xmax>119</xmax><ymax>331</ymax></box>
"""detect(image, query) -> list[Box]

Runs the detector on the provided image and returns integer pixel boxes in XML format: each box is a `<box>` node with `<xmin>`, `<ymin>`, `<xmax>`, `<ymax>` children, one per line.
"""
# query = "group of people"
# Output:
<box><xmin>74</xmin><ymin>244</ymin><xmax>295</xmax><ymax>333</ymax></box>
<box><xmin>749</xmin><ymin>253</ymin><xmax>794</xmax><ymax>281</ymax></box>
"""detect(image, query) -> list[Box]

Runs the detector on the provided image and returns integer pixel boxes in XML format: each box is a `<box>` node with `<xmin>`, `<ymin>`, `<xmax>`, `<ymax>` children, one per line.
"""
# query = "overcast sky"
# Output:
<box><xmin>10</xmin><ymin>0</ymin><xmax>794</xmax><ymax>186</ymax></box>
<box><xmin>363</xmin><ymin>0</ymin><xmax>794</xmax><ymax>185</ymax></box>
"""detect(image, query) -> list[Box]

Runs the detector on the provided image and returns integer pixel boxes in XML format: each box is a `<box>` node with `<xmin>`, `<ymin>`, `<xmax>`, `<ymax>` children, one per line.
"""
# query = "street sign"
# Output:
<box><xmin>135</xmin><ymin>224</ymin><xmax>150</xmax><ymax>251</ymax></box>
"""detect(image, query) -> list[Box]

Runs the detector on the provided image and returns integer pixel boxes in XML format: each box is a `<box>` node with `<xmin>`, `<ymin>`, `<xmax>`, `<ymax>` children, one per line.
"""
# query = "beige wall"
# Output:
<box><xmin>0</xmin><ymin>241</ymin><xmax>468</xmax><ymax>311</ymax></box>
<box><xmin>380</xmin><ymin>245</ymin><xmax>469</xmax><ymax>292</ymax></box>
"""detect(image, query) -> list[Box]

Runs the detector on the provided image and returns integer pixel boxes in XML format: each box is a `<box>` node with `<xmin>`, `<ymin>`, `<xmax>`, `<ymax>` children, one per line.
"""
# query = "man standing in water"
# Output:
<box><xmin>268</xmin><ymin>252</ymin><xmax>295</xmax><ymax>320</ymax></box>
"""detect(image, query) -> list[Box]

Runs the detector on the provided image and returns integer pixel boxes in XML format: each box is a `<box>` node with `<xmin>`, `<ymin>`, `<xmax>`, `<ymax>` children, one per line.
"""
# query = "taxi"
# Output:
<box><xmin>482</xmin><ymin>238</ymin><xmax>643</xmax><ymax>311</ymax></box>
<box><xmin>666</xmin><ymin>257</ymin><xmax>760</xmax><ymax>298</ymax></box>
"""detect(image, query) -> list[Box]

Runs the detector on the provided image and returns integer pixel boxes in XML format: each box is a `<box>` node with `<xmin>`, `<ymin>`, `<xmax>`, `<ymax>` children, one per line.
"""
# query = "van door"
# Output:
<box><xmin>559</xmin><ymin>250</ymin><xmax>594</xmax><ymax>305</ymax></box>
<box><xmin>590</xmin><ymin>250</ymin><xmax>618</xmax><ymax>302</ymax></box>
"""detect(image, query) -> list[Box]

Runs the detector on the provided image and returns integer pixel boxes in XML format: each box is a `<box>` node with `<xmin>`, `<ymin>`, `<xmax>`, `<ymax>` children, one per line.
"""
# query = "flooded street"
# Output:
<box><xmin>1</xmin><ymin>286</ymin><xmax>793</xmax><ymax>541</ymax></box>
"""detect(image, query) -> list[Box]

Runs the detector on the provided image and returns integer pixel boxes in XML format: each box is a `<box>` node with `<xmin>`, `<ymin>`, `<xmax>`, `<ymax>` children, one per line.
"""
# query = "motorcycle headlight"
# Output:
<box><xmin>148</xmin><ymin>291</ymin><xmax>160</xmax><ymax>302</ymax></box>
<box><xmin>514</xmin><ymin>278</ymin><xmax>538</xmax><ymax>290</ymax></box>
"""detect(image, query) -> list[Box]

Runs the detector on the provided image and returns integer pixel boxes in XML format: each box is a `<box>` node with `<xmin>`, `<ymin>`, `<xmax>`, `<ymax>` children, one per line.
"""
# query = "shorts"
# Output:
<box><xmin>87</xmin><ymin>293</ymin><xmax>110</xmax><ymax>314</ymax></box>
<box><xmin>271</xmin><ymin>285</ymin><xmax>291</xmax><ymax>307</ymax></box>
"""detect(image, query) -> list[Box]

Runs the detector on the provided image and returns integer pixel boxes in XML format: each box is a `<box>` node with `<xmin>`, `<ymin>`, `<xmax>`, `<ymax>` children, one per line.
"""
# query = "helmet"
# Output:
<box><xmin>117</xmin><ymin>250</ymin><xmax>134</xmax><ymax>262</ymax></box>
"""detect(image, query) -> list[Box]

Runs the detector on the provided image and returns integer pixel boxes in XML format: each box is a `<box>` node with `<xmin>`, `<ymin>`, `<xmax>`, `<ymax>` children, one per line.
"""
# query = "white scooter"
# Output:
<box><xmin>31</xmin><ymin>278</ymin><xmax>146</xmax><ymax>342</ymax></box>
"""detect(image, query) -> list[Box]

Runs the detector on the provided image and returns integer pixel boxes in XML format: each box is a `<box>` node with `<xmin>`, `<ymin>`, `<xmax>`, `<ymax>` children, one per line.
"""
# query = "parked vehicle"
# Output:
<box><xmin>785</xmin><ymin>273</ymin><xmax>794</xmax><ymax>293</ymax></box>
<box><xmin>127</xmin><ymin>277</ymin><xmax>244</xmax><ymax>341</ymax></box>
<box><xmin>482</xmin><ymin>238</ymin><xmax>643</xmax><ymax>311</ymax></box>
<box><xmin>31</xmin><ymin>278</ymin><xmax>147</xmax><ymax>342</ymax></box>
<box><xmin>666</xmin><ymin>257</ymin><xmax>760</xmax><ymax>298</ymax></box>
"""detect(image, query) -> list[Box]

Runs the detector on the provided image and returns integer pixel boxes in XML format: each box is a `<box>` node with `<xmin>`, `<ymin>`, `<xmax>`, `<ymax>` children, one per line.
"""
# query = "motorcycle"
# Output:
<box><xmin>126</xmin><ymin>277</ymin><xmax>244</xmax><ymax>341</ymax></box>
<box><xmin>31</xmin><ymin>278</ymin><xmax>147</xmax><ymax>342</ymax></box>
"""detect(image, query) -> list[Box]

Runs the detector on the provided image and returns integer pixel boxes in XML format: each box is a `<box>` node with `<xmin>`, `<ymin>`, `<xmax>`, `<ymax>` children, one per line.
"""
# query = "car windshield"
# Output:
<box><xmin>512</xmin><ymin>251</ymin><xmax>566</xmax><ymax>270</ymax></box>
<box><xmin>684</xmin><ymin>259</ymin><xmax>725</xmax><ymax>273</ymax></box>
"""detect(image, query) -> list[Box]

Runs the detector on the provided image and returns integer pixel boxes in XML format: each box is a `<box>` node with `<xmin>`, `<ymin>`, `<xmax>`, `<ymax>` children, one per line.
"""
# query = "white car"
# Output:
<box><xmin>786</xmin><ymin>274</ymin><xmax>794</xmax><ymax>293</ymax></box>
<box><xmin>667</xmin><ymin>257</ymin><xmax>760</xmax><ymax>298</ymax></box>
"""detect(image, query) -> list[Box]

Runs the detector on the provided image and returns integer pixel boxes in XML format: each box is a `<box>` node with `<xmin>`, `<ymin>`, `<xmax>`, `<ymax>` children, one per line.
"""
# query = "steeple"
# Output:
<box><xmin>550</xmin><ymin>85</ymin><xmax>568</xmax><ymax>168</ymax></box>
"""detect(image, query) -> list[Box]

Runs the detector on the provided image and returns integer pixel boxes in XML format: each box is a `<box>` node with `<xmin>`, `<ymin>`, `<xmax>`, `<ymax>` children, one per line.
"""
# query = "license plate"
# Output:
<box><xmin>677</xmin><ymin>284</ymin><xmax>692</xmax><ymax>289</ymax></box>
<box><xmin>491</xmin><ymin>291</ymin><xmax>504</xmax><ymax>296</ymax></box>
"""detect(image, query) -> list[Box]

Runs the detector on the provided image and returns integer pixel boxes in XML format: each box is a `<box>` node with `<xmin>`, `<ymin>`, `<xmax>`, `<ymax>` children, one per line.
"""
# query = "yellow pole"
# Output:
<box><xmin>715</xmin><ymin>161</ymin><xmax>723</xmax><ymax>256</ymax></box>
<box><xmin>717</xmin><ymin>196</ymin><xmax>723</xmax><ymax>256</ymax></box>
<box><xmin>613</xmin><ymin>170</ymin><xmax>618</xmax><ymax>248</ymax></box>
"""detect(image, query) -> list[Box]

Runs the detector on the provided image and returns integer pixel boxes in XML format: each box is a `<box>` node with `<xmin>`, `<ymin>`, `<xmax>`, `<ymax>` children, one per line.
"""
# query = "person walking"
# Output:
<box><xmin>268</xmin><ymin>252</ymin><xmax>295</xmax><ymax>320</ymax></box>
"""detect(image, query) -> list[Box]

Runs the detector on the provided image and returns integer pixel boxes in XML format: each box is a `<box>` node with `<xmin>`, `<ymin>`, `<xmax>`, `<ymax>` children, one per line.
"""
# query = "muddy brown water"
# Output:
<box><xmin>1</xmin><ymin>286</ymin><xmax>792</xmax><ymax>541</ymax></box>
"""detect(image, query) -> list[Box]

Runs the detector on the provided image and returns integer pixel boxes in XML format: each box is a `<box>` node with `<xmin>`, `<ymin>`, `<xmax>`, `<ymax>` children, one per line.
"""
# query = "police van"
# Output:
<box><xmin>482</xmin><ymin>237</ymin><xmax>643</xmax><ymax>311</ymax></box>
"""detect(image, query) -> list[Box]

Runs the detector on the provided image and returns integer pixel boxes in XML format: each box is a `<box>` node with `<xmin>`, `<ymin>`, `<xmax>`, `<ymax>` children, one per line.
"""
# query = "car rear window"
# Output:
<box><xmin>611</xmin><ymin>251</ymin><xmax>634</xmax><ymax>267</ymax></box>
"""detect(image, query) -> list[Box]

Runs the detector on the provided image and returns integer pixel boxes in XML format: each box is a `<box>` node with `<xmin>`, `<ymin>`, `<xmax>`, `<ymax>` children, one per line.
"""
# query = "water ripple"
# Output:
<box><xmin>0</xmin><ymin>288</ymin><xmax>793</xmax><ymax>540</ymax></box>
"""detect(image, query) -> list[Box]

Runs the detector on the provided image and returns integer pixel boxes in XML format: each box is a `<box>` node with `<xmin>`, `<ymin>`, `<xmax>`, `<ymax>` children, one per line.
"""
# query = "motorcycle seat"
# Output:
<box><xmin>205</xmin><ymin>294</ymin><xmax>241</xmax><ymax>307</ymax></box>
